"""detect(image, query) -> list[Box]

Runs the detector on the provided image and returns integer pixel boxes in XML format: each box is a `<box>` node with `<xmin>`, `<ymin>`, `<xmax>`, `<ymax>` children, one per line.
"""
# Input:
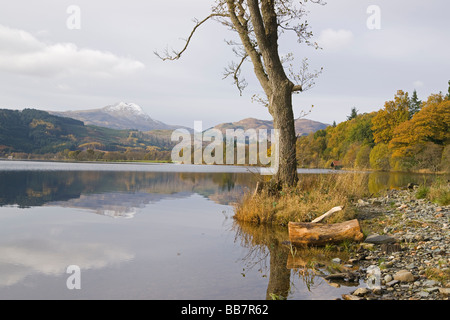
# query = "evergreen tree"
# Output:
<box><xmin>408</xmin><ymin>90</ymin><xmax>422</xmax><ymax>119</ymax></box>
<box><xmin>347</xmin><ymin>107</ymin><xmax>358</xmax><ymax>120</ymax></box>
<box><xmin>446</xmin><ymin>80</ymin><xmax>450</xmax><ymax>100</ymax></box>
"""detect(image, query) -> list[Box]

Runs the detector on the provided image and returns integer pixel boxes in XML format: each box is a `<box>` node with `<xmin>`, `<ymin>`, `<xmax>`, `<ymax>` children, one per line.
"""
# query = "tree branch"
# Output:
<box><xmin>223</xmin><ymin>54</ymin><xmax>249</xmax><ymax>95</ymax></box>
<box><xmin>154</xmin><ymin>13</ymin><xmax>228</xmax><ymax>61</ymax></box>
<box><xmin>292</xmin><ymin>85</ymin><xmax>303</xmax><ymax>92</ymax></box>
<box><xmin>226</xmin><ymin>0</ymin><xmax>271</xmax><ymax>96</ymax></box>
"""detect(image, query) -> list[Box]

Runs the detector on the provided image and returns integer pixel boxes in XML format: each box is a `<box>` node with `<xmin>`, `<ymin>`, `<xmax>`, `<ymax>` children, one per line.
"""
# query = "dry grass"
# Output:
<box><xmin>428</xmin><ymin>179</ymin><xmax>450</xmax><ymax>206</ymax></box>
<box><xmin>416</xmin><ymin>178</ymin><xmax>450</xmax><ymax>206</ymax></box>
<box><xmin>233</xmin><ymin>173</ymin><xmax>370</xmax><ymax>226</ymax></box>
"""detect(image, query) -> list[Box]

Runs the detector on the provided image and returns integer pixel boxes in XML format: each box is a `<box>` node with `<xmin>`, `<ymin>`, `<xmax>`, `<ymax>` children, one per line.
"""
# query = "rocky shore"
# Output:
<box><xmin>338</xmin><ymin>188</ymin><xmax>449</xmax><ymax>300</ymax></box>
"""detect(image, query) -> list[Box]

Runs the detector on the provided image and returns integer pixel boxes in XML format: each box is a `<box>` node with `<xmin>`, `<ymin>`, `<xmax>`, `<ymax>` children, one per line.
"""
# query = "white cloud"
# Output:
<box><xmin>317</xmin><ymin>29</ymin><xmax>354</xmax><ymax>51</ymax></box>
<box><xmin>0</xmin><ymin>24</ymin><xmax>145</xmax><ymax>78</ymax></box>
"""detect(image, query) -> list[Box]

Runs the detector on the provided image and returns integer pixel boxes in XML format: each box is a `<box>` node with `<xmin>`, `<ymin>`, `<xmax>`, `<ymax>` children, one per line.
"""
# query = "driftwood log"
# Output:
<box><xmin>311</xmin><ymin>206</ymin><xmax>343</xmax><ymax>223</ymax></box>
<box><xmin>288</xmin><ymin>219</ymin><xmax>364</xmax><ymax>247</ymax></box>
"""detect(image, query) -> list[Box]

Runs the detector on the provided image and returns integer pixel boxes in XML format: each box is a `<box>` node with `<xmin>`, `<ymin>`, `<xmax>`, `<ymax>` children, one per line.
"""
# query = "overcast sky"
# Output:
<box><xmin>0</xmin><ymin>0</ymin><xmax>448</xmax><ymax>128</ymax></box>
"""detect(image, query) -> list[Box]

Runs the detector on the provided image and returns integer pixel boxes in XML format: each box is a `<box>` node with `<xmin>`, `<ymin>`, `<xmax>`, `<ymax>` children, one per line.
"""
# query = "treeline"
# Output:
<box><xmin>58</xmin><ymin>147</ymin><xmax>172</xmax><ymax>162</ymax></box>
<box><xmin>0</xmin><ymin>108</ymin><xmax>175</xmax><ymax>161</ymax></box>
<box><xmin>297</xmin><ymin>84</ymin><xmax>450</xmax><ymax>172</ymax></box>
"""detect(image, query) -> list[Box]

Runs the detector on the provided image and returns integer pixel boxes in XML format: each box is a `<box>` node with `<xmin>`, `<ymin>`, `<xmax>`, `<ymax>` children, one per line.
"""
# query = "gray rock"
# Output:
<box><xmin>365</xmin><ymin>234</ymin><xmax>397</xmax><ymax>245</ymax></box>
<box><xmin>386</xmin><ymin>280</ymin><xmax>400</xmax><ymax>287</ymax></box>
<box><xmin>423</xmin><ymin>280</ymin><xmax>439</xmax><ymax>287</ymax></box>
<box><xmin>417</xmin><ymin>291</ymin><xmax>430</xmax><ymax>298</ymax></box>
<box><xmin>331</xmin><ymin>258</ymin><xmax>342</xmax><ymax>264</ymax></box>
<box><xmin>424</xmin><ymin>287</ymin><xmax>440</xmax><ymax>293</ymax></box>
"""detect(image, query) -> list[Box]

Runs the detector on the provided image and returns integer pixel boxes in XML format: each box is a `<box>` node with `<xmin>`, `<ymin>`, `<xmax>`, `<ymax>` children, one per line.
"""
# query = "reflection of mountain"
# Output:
<box><xmin>0</xmin><ymin>171</ymin><xmax>256</xmax><ymax>217</ymax></box>
<box><xmin>50</xmin><ymin>191</ymin><xmax>193</xmax><ymax>219</ymax></box>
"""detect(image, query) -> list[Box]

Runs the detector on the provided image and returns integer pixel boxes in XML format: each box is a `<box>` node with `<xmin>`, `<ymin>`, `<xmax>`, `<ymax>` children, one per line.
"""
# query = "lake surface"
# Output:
<box><xmin>0</xmin><ymin>161</ymin><xmax>443</xmax><ymax>300</ymax></box>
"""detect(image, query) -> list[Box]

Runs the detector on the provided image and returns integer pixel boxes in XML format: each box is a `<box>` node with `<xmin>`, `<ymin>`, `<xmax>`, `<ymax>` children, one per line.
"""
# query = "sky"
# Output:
<box><xmin>0</xmin><ymin>0</ymin><xmax>448</xmax><ymax>129</ymax></box>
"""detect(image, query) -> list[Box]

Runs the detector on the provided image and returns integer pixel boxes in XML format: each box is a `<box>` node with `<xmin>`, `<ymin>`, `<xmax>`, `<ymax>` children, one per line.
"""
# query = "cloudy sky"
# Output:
<box><xmin>0</xmin><ymin>0</ymin><xmax>448</xmax><ymax>128</ymax></box>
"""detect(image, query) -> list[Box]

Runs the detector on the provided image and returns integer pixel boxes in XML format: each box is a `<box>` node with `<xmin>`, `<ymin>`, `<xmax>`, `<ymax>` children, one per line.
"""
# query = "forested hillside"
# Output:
<box><xmin>296</xmin><ymin>86</ymin><xmax>450</xmax><ymax>172</ymax></box>
<box><xmin>0</xmin><ymin>109</ymin><xmax>174</xmax><ymax>160</ymax></box>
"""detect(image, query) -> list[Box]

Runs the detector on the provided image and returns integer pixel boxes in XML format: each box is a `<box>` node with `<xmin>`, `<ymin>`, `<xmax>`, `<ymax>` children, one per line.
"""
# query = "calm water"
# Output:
<box><xmin>0</xmin><ymin>161</ymin><xmax>442</xmax><ymax>300</ymax></box>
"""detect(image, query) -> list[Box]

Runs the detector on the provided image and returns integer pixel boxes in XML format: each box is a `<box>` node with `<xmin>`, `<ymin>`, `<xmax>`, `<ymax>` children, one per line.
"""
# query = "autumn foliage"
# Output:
<box><xmin>296</xmin><ymin>85</ymin><xmax>450</xmax><ymax>172</ymax></box>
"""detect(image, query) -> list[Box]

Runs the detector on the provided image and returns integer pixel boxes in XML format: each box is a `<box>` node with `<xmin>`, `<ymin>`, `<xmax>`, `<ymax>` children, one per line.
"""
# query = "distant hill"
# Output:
<box><xmin>213</xmin><ymin>118</ymin><xmax>329</xmax><ymax>136</ymax></box>
<box><xmin>49</xmin><ymin>102</ymin><xmax>189</xmax><ymax>132</ymax></box>
<box><xmin>0</xmin><ymin>108</ymin><xmax>174</xmax><ymax>154</ymax></box>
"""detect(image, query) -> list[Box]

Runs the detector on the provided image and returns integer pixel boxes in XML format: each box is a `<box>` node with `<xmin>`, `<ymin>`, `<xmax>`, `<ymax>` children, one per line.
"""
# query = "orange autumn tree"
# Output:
<box><xmin>390</xmin><ymin>93</ymin><xmax>450</xmax><ymax>170</ymax></box>
<box><xmin>371</xmin><ymin>90</ymin><xmax>410</xmax><ymax>145</ymax></box>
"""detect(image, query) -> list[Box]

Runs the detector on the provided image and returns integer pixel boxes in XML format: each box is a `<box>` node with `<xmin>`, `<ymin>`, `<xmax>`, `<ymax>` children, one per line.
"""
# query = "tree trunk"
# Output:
<box><xmin>288</xmin><ymin>219</ymin><xmax>364</xmax><ymax>247</ymax></box>
<box><xmin>270</xmin><ymin>81</ymin><xmax>299</xmax><ymax>187</ymax></box>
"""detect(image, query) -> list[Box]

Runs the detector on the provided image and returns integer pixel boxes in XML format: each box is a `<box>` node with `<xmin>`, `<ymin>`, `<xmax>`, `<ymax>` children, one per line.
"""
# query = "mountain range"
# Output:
<box><xmin>49</xmin><ymin>102</ymin><xmax>186</xmax><ymax>132</ymax></box>
<box><xmin>50</xmin><ymin>102</ymin><xmax>329</xmax><ymax>136</ymax></box>
<box><xmin>212</xmin><ymin>117</ymin><xmax>329</xmax><ymax>137</ymax></box>
<box><xmin>0</xmin><ymin>103</ymin><xmax>329</xmax><ymax>154</ymax></box>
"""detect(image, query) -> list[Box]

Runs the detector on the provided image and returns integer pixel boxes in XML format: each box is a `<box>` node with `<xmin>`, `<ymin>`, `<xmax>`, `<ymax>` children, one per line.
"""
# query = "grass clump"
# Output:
<box><xmin>416</xmin><ymin>179</ymin><xmax>450</xmax><ymax>206</ymax></box>
<box><xmin>233</xmin><ymin>173</ymin><xmax>370</xmax><ymax>226</ymax></box>
<box><xmin>415</xmin><ymin>185</ymin><xmax>430</xmax><ymax>200</ymax></box>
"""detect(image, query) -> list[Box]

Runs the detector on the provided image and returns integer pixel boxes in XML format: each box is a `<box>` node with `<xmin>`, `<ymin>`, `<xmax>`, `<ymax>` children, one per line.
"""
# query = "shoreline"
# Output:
<box><xmin>343</xmin><ymin>188</ymin><xmax>449</xmax><ymax>300</ymax></box>
<box><xmin>1</xmin><ymin>158</ymin><xmax>448</xmax><ymax>174</ymax></box>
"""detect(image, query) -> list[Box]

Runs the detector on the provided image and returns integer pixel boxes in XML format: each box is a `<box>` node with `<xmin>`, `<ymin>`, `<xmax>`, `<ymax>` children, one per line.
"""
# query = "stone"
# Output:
<box><xmin>357</xmin><ymin>199</ymin><xmax>369</xmax><ymax>206</ymax></box>
<box><xmin>384</xmin><ymin>275</ymin><xmax>393</xmax><ymax>283</ymax></box>
<box><xmin>423</xmin><ymin>280</ymin><xmax>439</xmax><ymax>287</ymax></box>
<box><xmin>372</xmin><ymin>287</ymin><xmax>383</xmax><ymax>295</ymax></box>
<box><xmin>359</xmin><ymin>243</ymin><xmax>375</xmax><ymax>250</ymax></box>
<box><xmin>439</xmin><ymin>288</ymin><xmax>450</xmax><ymax>297</ymax></box>
<box><xmin>393</xmin><ymin>270</ymin><xmax>415</xmax><ymax>283</ymax></box>
<box><xmin>386</xmin><ymin>280</ymin><xmax>400</xmax><ymax>287</ymax></box>
<box><xmin>342</xmin><ymin>294</ymin><xmax>362</xmax><ymax>301</ymax></box>
<box><xmin>331</xmin><ymin>258</ymin><xmax>342</xmax><ymax>264</ymax></box>
<box><xmin>353</xmin><ymin>288</ymin><xmax>369</xmax><ymax>297</ymax></box>
<box><xmin>417</xmin><ymin>291</ymin><xmax>429</xmax><ymax>298</ymax></box>
<box><xmin>424</xmin><ymin>287</ymin><xmax>440</xmax><ymax>293</ymax></box>
<box><xmin>381</xmin><ymin>243</ymin><xmax>402</xmax><ymax>254</ymax></box>
<box><xmin>365</xmin><ymin>234</ymin><xmax>397</xmax><ymax>245</ymax></box>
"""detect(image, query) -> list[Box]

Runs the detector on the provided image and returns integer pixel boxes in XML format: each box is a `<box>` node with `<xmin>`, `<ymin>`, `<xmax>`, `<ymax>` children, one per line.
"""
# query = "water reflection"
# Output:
<box><xmin>233</xmin><ymin>221</ymin><xmax>363</xmax><ymax>300</ymax></box>
<box><xmin>0</xmin><ymin>171</ymin><xmax>256</xmax><ymax>217</ymax></box>
<box><xmin>367</xmin><ymin>171</ymin><xmax>445</xmax><ymax>194</ymax></box>
<box><xmin>0</xmin><ymin>238</ymin><xmax>134</xmax><ymax>287</ymax></box>
<box><xmin>0</xmin><ymin>166</ymin><xmax>446</xmax><ymax>299</ymax></box>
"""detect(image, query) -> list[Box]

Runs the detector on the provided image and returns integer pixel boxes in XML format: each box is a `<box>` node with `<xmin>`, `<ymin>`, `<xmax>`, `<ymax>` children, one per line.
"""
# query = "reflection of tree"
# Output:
<box><xmin>0</xmin><ymin>171</ymin><xmax>256</xmax><ymax>209</ymax></box>
<box><xmin>232</xmin><ymin>221</ymin><xmax>291</xmax><ymax>300</ymax></box>
<box><xmin>367</xmin><ymin>171</ymin><xmax>442</xmax><ymax>195</ymax></box>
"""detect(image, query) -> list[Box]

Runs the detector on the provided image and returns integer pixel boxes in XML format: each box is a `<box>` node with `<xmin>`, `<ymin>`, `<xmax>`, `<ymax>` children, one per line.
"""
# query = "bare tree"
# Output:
<box><xmin>156</xmin><ymin>0</ymin><xmax>324</xmax><ymax>187</ymax></box>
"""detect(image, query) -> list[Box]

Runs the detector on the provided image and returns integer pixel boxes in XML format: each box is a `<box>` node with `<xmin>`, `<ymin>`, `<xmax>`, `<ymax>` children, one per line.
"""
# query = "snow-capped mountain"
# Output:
<box><xmin>50</xmin><ymin>102</ymin><xmax>188</xmax><ymax>132</ymax></box>
<box><xmin>104</xmin><ymin>102</ymin><xmax>150</xmax><ymax>118</ymax></box>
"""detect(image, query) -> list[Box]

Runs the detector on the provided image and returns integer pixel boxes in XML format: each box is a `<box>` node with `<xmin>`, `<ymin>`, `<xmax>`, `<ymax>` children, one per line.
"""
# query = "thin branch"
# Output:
<box><xmin>223</xmin><ymin>54</ymin><xmax>249</xmax><ymax>95</ymax></box>
<box><xmin>154</xmin><ymin>13</ymin><xmax>228</xmax><ymax>61</ymax></box>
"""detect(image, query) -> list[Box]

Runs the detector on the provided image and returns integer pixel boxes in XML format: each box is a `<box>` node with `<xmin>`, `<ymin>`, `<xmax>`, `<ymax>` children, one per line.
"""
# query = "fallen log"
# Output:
<box><xmin>288</xmin><ymin>219</ymin><xmax>364</xmax><ymax>247</ymax></box>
